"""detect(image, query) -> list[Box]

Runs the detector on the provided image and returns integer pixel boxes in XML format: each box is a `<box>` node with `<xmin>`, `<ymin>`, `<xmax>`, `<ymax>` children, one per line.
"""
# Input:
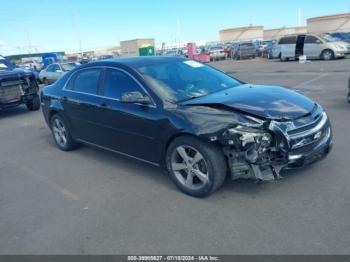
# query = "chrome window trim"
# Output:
<box><xmin>62</xmin><ymin>66</ymin><xmax>157</xmax><ymax>108</ymax></box>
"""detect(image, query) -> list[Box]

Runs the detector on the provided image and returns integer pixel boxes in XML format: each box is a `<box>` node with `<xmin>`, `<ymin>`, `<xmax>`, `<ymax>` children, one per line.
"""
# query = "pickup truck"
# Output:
<box><xmin>0</xmin><ymin>56</ymin><xmax>40</xmax><ymax>111</ymax></box>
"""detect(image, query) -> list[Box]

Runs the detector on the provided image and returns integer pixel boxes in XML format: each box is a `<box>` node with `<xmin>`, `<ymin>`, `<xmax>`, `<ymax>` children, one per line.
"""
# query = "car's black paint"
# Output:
<box><xmin>181</xmin><ymin>84</ymin><xmax>316</xmax><ymax>120</ymax></box>
<box><xmin>40</xmin><ymin>57</ymin><xmax>331</xmax><ymax>167</ymax></box>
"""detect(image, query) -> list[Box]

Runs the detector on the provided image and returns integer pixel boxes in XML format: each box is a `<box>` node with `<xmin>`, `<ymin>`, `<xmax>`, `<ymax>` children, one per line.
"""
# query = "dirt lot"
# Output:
<box><xmin>0</xmin><ymin>58</ymin><xmax>349</xmax><ymax>254</ymax></box>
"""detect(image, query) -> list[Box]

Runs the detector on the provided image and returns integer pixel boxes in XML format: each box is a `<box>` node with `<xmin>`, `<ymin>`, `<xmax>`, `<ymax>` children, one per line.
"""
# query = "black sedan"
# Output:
<box><xmin>41</xmin><ymin>57</ymin><xmax>333</xmax><ymax>197</ymax></box>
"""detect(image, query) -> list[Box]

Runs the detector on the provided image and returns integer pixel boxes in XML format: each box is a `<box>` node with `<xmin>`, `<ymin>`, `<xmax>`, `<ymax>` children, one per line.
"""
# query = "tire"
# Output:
<box><xmin>279</xmin><ymin>53</ymin><xmax>289</xmax><ymax>62</ymax></box>
<box><xmin>43</xmin><ymin>78</ymin><xmax>49</xmax><ymax>86</ymax></box>
<box><xmin>166</xmin><ymin>136</ymin><xmax>227</xmax><ymax>197</ymax></box>
<box><xmin>26</xmin><ymin>94</ymin><xmax>40</xmax><ymax>111</ymax></box>
<box><xmin>347</xmin><ymin>92</ymin><xmax>350</xmax><ymax>104</ymax></box>
<box><xmin>50</xmin><ymin>114</ymin><xmax>78</xmax><ymax>151</ymax></box>
<box><xmin>321</xmin><ymin>49</ymin><xmax>334</xmax><ymax>61</ymax></box>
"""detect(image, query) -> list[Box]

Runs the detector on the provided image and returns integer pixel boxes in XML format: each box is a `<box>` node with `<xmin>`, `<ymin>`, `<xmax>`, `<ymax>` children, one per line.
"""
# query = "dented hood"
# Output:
<box><xmin>181</xmin><ymin>84</ymin><xmax>316</xmax><ymax>120</ymax></box>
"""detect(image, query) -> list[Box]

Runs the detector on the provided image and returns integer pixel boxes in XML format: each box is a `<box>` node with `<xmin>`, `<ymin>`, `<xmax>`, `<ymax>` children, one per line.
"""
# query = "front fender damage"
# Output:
<box><xmin>173</xmin><ymin>104</ymin><xmax>294</xmax><ymax>182</ymax></box>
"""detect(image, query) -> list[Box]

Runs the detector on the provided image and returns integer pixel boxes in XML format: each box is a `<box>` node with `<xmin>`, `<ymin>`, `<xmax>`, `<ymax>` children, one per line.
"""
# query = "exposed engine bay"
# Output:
<box><xmin>208</xmin><ymin>106</ymin><xmax>332</xmax><ymax>182</ymax></box>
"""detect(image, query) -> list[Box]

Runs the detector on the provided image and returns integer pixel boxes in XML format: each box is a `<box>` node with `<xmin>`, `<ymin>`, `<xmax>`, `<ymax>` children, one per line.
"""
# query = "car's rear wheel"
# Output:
<box><xmin>321</xmin><ymin>49</ymin><xmax>334</xmax><ymax>60</ymax></box>
<box><xmin>43</xmin><ymin>78</ymin><xmax>49</xmax><ymax>86</ymax></box>
<box><xmin>50</xmin><ymin>114</ymin><xmax>78</xmax><ymax>151</ymax></box>
<box><xmin>26</xmin><ymin>94</ymin><xmax>40</xmax><ymax>111</ymax></box>
<box><xmin>166</xmin><ymin>136</ymin><xmax>227</xmax><ymax>197</ymax></box>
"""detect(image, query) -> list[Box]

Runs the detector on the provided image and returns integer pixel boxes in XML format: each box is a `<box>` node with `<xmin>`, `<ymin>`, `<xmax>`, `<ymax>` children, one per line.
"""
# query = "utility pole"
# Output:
<box><xmin>74</xmin><ymin>13</ymin><xmax>82</xmax><ymax>55</ymax></box>
<box><xmin>298</xmin><ymin>8</ymin><xmax>302</xmax><ymax>27</ymax></box>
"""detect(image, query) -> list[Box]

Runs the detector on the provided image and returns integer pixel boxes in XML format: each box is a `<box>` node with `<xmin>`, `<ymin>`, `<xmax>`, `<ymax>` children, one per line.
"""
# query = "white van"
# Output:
<box><xmin>273</xmin><ymin>34</ymin><xmax>348</xmax><ymax>61</ymax></box>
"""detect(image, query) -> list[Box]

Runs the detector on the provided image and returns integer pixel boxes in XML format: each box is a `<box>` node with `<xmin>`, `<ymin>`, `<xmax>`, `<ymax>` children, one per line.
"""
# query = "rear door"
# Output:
<box><xmin>49</xmin><ymin>64</ymin><xmax>62</xmax><ymax>83</ymax></box>
<box><xmin>280</xmin><ymin>36</ymin><xmax>297</xmax><ymax>58</ymax></box>
<box><xmin>62</xmin><ymin>68</ymin><xmax>105</xmax><ymax>143</ymax></box>
<box><xmin>44</xmin><ymin>64</ymin><xmax>55</xmax><ymax>83</ymax></box>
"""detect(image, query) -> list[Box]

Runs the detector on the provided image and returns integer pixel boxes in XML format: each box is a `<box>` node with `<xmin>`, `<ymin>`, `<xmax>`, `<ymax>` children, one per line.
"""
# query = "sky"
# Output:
<box><xmin>0</xmin><ymin>0</ymin><xmax>350</xmax><ymax>55</ymax></box>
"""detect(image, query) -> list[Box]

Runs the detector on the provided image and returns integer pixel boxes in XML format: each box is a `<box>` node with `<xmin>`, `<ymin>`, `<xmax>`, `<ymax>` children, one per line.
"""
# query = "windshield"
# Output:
<box><xmin>321</xmin><ymin>34</ymin><xmax>341</xmax><ymax>42</ymax></box>
<box><xmin>61</xmin><ymin>63</ymin><xmax>78</xmax><ymax>72</ymax></box>
<box><xmin>136</xmin><ymin>60</ymin><xmax>241</xmax><ymax>103</ymax></box>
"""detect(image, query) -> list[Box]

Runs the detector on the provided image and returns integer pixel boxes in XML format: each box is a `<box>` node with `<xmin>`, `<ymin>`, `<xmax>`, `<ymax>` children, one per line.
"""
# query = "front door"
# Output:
<box><xmin>303</xmin><ymin>35</ymin><xmax>323</xmax><ymax>58</ymax></box>
<box><xmin>96</xmin><ymin>68</ymin><xmax>161</xmax><ymax>163</ymax></box>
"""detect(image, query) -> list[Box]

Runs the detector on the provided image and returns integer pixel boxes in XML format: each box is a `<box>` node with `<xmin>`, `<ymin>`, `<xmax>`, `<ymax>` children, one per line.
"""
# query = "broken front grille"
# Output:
<box><xmin>287</xmin><ymin>112</ymin><xmax>330</xmax><ymax>154</ymax></box>
<box><xmin>0</xmin><ymin>79</ymin><xmax>25</xmax><ymax>104</ymax></box>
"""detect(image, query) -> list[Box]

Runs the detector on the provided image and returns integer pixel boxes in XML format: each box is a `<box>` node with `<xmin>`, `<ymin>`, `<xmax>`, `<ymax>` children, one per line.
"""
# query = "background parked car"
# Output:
<box><xmin>328</xmin><ymin>32</ymin><xmax>350</xmax><ymax>43</ymax></box>
<box><xmin>323</xmin><ymin>33</ymin><xmax>350</xmax><ymax>54</ymax></box>
<box><xmin>18</xmin><ymin>64</ymin><xmax>42</xmax><ymax>84</ymax></box>
<box><xmin>230</xmin><ymin>42</ymin><xmax>256</xmax><ymax>60</ymax></box>
<box><xmin>39</xmin><ymin>62</ymin><xmax>80</xmax><ymax>85</ymax></box>
<box><xmin>256</xmin><ymin>40</ymin><xmax>273</xmax><ymax>56</ymax></box>
<box><xmin>0</xmin><ymin>56</ymin><xmax>40</xmax><ymax>111</ymax></box>
<box><xmin>274</xmin><ymin>34</ymin><xmax>348</xmax><ymax>61</ymax></box>
<box><xmin>261</xmin><ymin>41</ymin><xmax>276</xmax><ymax>59</ymax></box>
<box><xmin>206</xmin><ymin>45</ymin><xmax>227</xmax><ymax>61</ymax></box>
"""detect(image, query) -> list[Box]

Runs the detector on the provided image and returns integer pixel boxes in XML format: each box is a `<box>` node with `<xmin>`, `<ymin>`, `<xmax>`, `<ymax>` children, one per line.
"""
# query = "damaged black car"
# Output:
<box><xmin>0</xmin><ymin>56</ymin><xmax>40</xmax><ymax>111</ymax></box>
<box><xmin>40</xmin><ymin>57</ymin><xmax>333</xmax><ymax>197</ymax></box>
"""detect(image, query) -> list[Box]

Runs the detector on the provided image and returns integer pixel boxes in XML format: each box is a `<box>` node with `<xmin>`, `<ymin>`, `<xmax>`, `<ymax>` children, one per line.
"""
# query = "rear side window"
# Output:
<box><xmin>69</xmin><ymin>69</ymin><xmax>101</xmax><ymax>95</ymax></box>
<box><xmin>305</xmin><ymin>36</ymin><xmax>319</xmax><ymax>44</ymax></box>
<box><xmin>279</xmin><ymin>36</ymin><xmax>297</xmax><ymax>44</ymax></box>
<box><xmin>103</xmin><ymin>69</ymin><xmax>144</xmax><ymax>99</ymax></box>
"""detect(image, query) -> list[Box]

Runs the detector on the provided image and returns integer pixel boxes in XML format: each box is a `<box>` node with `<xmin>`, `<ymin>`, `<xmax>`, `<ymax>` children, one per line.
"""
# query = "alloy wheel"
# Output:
<box><xmin>52</xmin><ymin>118</ymin><xmax>67</xmax><ymax>148</ymax></box>
<box><xmin>171</xmin><ymin>145</ymin><xmax>209</xmax><ymax>190</ymax></box>
<box><xmin>323</xmin><ymin>50</ymin><xmax>333</xmax><ymax>60</ymax></box>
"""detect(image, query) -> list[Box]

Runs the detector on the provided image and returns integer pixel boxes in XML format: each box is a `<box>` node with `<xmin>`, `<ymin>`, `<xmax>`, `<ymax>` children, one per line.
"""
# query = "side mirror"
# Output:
<box><xmin>316</xmin><ymin>39</ymin><xmax>322</xmax><ymax>44</ymax></box>
<box><xmin>121</xmin><ymin>91</ymin><xmax>152</xmax><ymax>105</ymax></box>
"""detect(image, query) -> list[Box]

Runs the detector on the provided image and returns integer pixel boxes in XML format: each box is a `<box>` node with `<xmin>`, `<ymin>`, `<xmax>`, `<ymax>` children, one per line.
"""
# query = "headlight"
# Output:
<box><xmin>334</xmin><ymin>44</ymin><xmax>345</xmax><ymax>50</ymax></box>
<box><xmin>228</xmin><ymin>125</ymin><xmax>272</xmax><ymax>147</ymax></box>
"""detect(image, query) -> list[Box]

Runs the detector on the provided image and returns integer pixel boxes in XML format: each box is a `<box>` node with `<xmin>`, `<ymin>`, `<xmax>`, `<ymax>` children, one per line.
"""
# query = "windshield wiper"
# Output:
<box><xmin>176</xmin><ymin>94</ymin><xmax>208</xmax><ymax>104</ymax></box>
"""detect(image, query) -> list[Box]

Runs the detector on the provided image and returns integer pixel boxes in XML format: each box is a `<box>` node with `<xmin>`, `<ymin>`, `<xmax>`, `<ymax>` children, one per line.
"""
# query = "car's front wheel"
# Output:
<box><xmin>50</xmin><ymin>114</ymin><xmax>78</xmax><ymax>151</ymax></box>
<box><xmin>166</xmin><ymin>136</ymin><xmax>227</xmax><ymax>197</ymax></box>
<box><xmin>321</xmin><ymin>49</ymin><xmax>334</xmax><ymax>60</ymax></box>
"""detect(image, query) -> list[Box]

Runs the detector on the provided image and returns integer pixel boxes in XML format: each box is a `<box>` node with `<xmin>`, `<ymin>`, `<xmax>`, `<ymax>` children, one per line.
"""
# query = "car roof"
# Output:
<box><xmin>86</xmin><ymin>56</ymin><xmax>187</xmax><ymax>69</ymax></box>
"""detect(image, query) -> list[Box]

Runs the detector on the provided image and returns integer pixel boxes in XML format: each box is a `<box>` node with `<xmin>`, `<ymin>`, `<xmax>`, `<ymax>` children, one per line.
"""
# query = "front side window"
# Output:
<box><xmin>136</xmin><ymin>60</ymin><xmax>241</xmax><ymax>103</ymax></box>
<box><xmin>103</xmin><ymin>69</ymin><xmax>144</xmax><ymax>99</ymax></box>
<box><xmin>305</xmin><ymin>36</ymin><xmax>320</xmax><ymax>44</ymax></box>
<box><xmin>71</xmin><ymin>69</ymin><xmax>101</xmax><ymax>95</ymax></box>
<box><xmin>46</xmin><ymin>64</ymin><xmax>55</xmax><ymax>72</ymax></box>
